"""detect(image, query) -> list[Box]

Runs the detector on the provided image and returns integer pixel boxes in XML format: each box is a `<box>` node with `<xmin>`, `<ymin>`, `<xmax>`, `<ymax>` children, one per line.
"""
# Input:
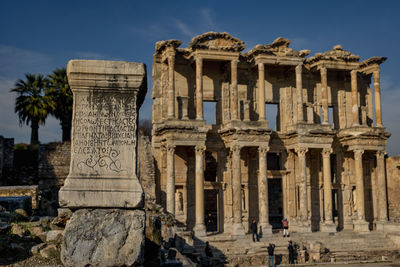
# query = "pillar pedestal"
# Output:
<box><xmin>353</xmin><ymin>220</ymin><xmax>370</xmax><ymax>232</ymax></box>
<box><xmin>320</xmin><ymin>222</ymin><xmax>337</xmax><ymax>233</ymax></box>
<box><xmin>232</xmin><ymin>223</ymin><xmax>246</xmax><ymax>236</ymax></box>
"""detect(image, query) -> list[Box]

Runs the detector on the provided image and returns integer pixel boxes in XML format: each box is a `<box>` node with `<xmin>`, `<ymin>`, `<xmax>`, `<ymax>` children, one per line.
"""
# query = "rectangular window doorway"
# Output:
<box><xmin>266</xmin><ymin>103</ymin><xmax>279</xmax><ymax>131</ymax></box>
<box><xmin>205</xmin><ymin>189</ymin><xmax>219</xmax><ymax>232</ymax></box>
<box><xmin>268</xmin><ymin>178</ymin><xmax>283</xmax><ymax>229</ymax></box>
<box><xmin>204</xmin><ymin>101</ymin><xmax>217</xmax><ymax>125</ymax></box>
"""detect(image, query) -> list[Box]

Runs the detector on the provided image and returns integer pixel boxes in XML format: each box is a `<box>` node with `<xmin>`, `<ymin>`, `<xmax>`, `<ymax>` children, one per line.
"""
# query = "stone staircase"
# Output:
<box><xmin>190</xmin><ymin>231</ymin><xmax>400</xmax><ymax>266</ymax></box>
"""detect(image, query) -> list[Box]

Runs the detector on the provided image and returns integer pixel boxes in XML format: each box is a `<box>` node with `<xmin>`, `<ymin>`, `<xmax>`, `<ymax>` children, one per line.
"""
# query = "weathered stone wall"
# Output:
<box><xmin>0</xmin><ymin>185</ymin><xmax>38</xmax><ymax>210</ymax></box>
<box><xmin>39</xmin><ymin>142</ymin><xmax>71</xmax><ymax>188</ymax></box>
<box><xmin>387</xmin><ymin>155</ymin><xmax>400</xmax><ymax>222</ymax></box>
<box><xmin>138</xmin><ymin>132</ymin><xmax>156</xmax><ymax>205</ymax></box>
<box><xmin>0</xmin><ymin>136</ymin><xmax>14</xmax><ymax>185</ymax></box>
<box><xmin>36</xmin><ymin>142</ymin><xmax>71</xmax><ymax>215</ymax></box>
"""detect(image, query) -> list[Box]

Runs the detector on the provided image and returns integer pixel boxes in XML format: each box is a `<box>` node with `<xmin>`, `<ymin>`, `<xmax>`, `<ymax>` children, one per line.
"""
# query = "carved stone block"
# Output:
<box><xmin>59</xmin><ymin>60</ymin><xmax>147</xmax><ymax>208</ymax></box>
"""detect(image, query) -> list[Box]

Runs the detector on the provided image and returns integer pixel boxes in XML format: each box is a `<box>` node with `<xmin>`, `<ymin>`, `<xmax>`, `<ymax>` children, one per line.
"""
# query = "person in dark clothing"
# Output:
<box><xmin>288</xmin><ymin>240</ymin><xmax>295</xmax><ymax>264</ymax></box>
<box><xmin>205</xmin><ymin>241</ymin><xmax>213</xmax><ymax>258</ymax></box>
<box><xmin>250</xmin><ymin>219</ymin><xmax>259</xmax><ymax>242</ymax></box>
<box><xmin>267</xmin><ymin>243</ymin><xmax>275</xmax><ymax>267</ymax></box>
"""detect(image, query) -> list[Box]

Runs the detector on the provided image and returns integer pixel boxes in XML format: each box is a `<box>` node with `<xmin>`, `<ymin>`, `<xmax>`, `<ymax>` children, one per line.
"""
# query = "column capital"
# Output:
<box><xmin>232</xmin><ymin>145</ymin><xmax>242</xmax><ymax>154</ymax></box>
<box><xmin>376</xmin><ymin>150</ymin><xmax>386</xmax><ymax>159</ymax></box>
<box><xmin>166</xmin><ymin>144</ymin><xmax>176</xmax><ymax>153</ymax></box>
<box><xmin>296</xmin><ymin>147</ymin><xmax>308</xmax><ymax>156</ymax></box>
<box><xmin>354</xmin><ymin>149</ymin><xmax>364</xmax><ymax>159</ymax></box>
<box><xmin>195</xmin><ymin>145</ymin><xmax>206</xmax><ymax>154</ymax></box>
<box><xmin>258</xmin><ymin>62</ymin><xmax>264</xmax><ymax>70</ymax></box>
<box><xmin>167</xmin><ymin>54</ymin><xmax>175</xmax><ymax>65</ymax></box>
<box><xmin>322</xmin><ymin>148</ymin><xmax>332</xmax><ymax>158</ymax></box>
<box><xmin>231</xmin><ymin>59</ymin><xmax>239</xmax><ymax>65</ymax></box>
<box><xmin>296</xmin><ymin>64</ymin><xmax>303</xmax><ymax>73</ymax></box>
<box><xmin>320</xmin><ymin>66</ymin><xmax>327</xmax><ymax>75</ymax></box>
<box><xmin>351</xmin><ymin>69</ymin><xmax>358</xmax><ymax>76</ymax></box>
<box><xmin>259</xmin><ymin>146</ymin><xmax>269</xmax><ymax>156</ymax></box>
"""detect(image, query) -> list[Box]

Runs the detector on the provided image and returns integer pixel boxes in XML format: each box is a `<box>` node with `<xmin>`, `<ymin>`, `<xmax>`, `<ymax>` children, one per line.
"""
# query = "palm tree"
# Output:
<box><xmin>46</xmin><ymin>68</ymin><xmax>73</xmax><ymax>142</ymax></box>
<box><xmin>10</xmin><ymin>73</ymin><xmax>54</xmax><ymax>145</ymax></box>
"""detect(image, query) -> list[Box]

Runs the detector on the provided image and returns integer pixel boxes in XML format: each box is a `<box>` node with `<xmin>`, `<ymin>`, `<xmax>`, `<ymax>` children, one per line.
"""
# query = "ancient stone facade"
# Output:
<box><xmin>152</xmin><ymin>32</ymin><xmax>393</xmax><ymax>236</ymax></box>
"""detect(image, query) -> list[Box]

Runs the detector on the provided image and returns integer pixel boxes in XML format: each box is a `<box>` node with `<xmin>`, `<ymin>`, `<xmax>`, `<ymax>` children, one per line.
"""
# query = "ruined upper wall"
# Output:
<box><xmin>387</xmin><ymin>155</ymin><xmax>400</xmax><ymax>222</ymax></box>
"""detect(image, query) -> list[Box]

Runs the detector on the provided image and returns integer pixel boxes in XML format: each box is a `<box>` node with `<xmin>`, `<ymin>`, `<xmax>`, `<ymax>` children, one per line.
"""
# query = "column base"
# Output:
<box><xmin>231</xmin><ymin>222</ymin><xmax>246</xmax><ymax>236</ymax></box>
<box><xmin>353</xmin><ymin>220</ymin><xmax>370</xmax><ymax>232</ymax></box>
<box><xmin>289</xmin><ymin>222</ymin><xmax>312</xmax><ymax>233</ymax></box>
<box><xmin>320</xmin><ymin>222</ymin><xmax>337</xmax><ymax>233</ymax></box>
<box><xmin>375</xmin><ymin>220</ymin><xmax>388</xmax><ymax>232</ymax></box>
<box><xmin>343</xmin><ymin>220</ymin><xmax>354</xmax><ymax>231</ymax></box>
<box><xmin>193</xmin><ymin>224</ymin><xmax>207</xmax><ymax>237</ymax></box>
<box><xmin>259</xmin><ymin>223</ymin><xmax>272</xmax><ymax>235</ymax></box>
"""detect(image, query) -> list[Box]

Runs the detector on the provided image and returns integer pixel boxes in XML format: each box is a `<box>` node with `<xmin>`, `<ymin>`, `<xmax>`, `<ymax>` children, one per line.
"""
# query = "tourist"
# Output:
<box><xmin>288</xmin><ymin>240</ymin><xmax>295</xmax><ymax>264</ymax></box>
<box><xmin>267</xmin><ymin>243</ymin><xmax>276</xmax><ymax>267</ymax></box>
<box><xmin>251</xmin><ymin>219</ymin><xmax>259</xmax><ymax>242</ymax></box>
<box><xmin>205</xmin><ymin>241</ymin><xmax>213</xmax><ymax>258</ymax></box>
<box><xmin>282</xmin><ymin>218</ymin><xmax>289</xmax><ymax>237</ymax></box>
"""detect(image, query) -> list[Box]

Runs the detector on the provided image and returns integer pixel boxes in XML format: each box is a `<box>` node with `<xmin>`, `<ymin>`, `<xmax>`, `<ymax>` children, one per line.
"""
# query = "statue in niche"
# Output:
<box><xmin>176</xmin><ymin>191</ymin><xmax>184</xmax><ymax>214</ymax></box>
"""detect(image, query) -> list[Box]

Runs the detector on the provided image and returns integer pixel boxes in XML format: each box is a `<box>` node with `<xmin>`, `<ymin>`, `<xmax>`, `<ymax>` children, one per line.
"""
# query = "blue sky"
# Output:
<box><xmin>1</xmin><ymin>0</ymin><xmax>400</xmax><ymax>155</ymax></box>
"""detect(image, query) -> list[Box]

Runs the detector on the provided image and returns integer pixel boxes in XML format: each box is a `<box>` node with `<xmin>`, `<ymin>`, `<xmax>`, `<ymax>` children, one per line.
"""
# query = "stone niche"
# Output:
<box><xmin>59</xmin><ymin>60</ymin><xmax>147</xmax><ymax>208</ymax></box>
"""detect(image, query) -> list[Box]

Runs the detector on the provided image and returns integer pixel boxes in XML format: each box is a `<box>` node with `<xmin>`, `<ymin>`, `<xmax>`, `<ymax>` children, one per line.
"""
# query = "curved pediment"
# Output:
<box><xmin>188</xmin><ymin>32</ymin><xmax>245</xmax><ymax>52</ymax></box>
<box><xmin>246</xmin><ymin>37</ymin><xmax>310</xmax><ymax>59</ymax></box>
<box><xmin>306</xmin><ymin>45</ymin><xmax>360</xmax><ymax>65</ymax></box>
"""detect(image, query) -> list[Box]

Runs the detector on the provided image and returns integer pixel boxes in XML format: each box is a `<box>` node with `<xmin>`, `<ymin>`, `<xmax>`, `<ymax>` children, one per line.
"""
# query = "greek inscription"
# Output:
<box><xmin>73</xmin><ymin>92</ymin><xmax>137</xmax><ymax>174</ymax></box>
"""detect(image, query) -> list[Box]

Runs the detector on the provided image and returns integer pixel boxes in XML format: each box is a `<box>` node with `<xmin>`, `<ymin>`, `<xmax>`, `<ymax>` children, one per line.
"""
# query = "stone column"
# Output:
<box><xmin>167</xmin><ymin>54</ymin><xmax>175</xmax><ymax>119</ymax></box>
<box><xmin>258</xmin><ymin>146</ymin><xmax>272</xmax><ymax>233</ymax></box>
<box><xmin>373</xmin><ymin>69</ymin><xmax>383</xmax><ymax>127</ymax></box>
<box><xmin>353</xmin><ymin>149</ymin><xmax>369</xmax><ymax>231</ymax></box>
<box><xmin>376</xmin><ymin>151</ymin><xmax>388</xmax><ymax>222</ymax></box>
<box><xmin>297</xmin><ymin>148</ymin><xmax>309</xmax><ymax>222</ymax></box>
<box><xmin>232</xmin><ymin>145</ymin><xmax>245</xmax><ymax>235</ymax></box>
<box><xmin>166</xmin><ymin>144</ymin><xmax>176</xmax><ymax>215</ymax></box>
<box><xmin>194</xmin><ymin>145</ymin><xmax>206</xmax><ymax>236</ymax></box>
<box><xmin>231</xmin><ymin>59</ymin><xmax>239</xmax><ymax>120</ymax></box>
<box><xmin>258</xmin><ymin>62</ymin><xmax>266</xmax><ymax>121</ymax></box>
<box><xmin>196</xmin><ymin>57</ymin><xmax>203</xmax><ymax>120</ymax></box>
<box><xmin>321</xmin><ymin>148</ymin><xmax>336</xmax><ymax>232</ymax></box>
<box><xmin>320</xmin><ymin>67</ymin><xmax>329</xmax><ymax>124</ymax></box>
<box><xmin>296</xmin><ymin>64</ymin><xmax>304</xmax><ymax>122</ymax></box>
<box><xmin>351</xmin><ymin>70</ymin><xmax>359</xmax><ymax>126</ymax></box>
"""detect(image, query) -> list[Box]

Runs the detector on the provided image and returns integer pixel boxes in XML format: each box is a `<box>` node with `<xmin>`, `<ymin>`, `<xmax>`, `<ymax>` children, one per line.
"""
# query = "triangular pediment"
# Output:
<box><xmin>188</xmin><ymin>32</ymin><xmax>245</xmax><ymax>52</ymax></box>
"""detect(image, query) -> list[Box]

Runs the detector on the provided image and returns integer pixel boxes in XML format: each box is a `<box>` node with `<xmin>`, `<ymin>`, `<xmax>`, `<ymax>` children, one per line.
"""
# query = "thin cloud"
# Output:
<box><xmin>0</xmin><ymin>45</ymin><xmax>53</xmax><ymax>77</ymax></box>
<box><xmin>173</xmin><ymin>19</ymin><xmax>194</xmax><ymax>39</ymax></box>
<box><xmin>200</xmin><ymin>8</ymin><xmax>216</xmax><ymax>30</ymax></box>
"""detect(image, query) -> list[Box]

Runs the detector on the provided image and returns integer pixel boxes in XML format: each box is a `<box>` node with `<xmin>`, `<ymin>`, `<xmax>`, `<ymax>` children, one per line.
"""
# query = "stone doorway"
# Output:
<box><xmin>268</xmin><ymin>178</ymin><xmax>283</xmax><ymax>229</ymax></box>
<box><xmin>205</xmin><ymin>189</ymin><xmax>219</xmax><ymax>232</ymax></box>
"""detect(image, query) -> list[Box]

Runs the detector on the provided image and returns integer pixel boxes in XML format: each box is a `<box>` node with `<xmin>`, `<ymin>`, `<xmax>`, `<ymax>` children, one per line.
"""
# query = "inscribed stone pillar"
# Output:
<box><xmin>59</xmin><ymin>60</ymin><xmax>146</xmax><ymax>208</ymax></box>
<box><xmin>166</xmin><ymin>144</ymin><xmax>176</xmax><ymax>214</ymax></box>
<box><xmin>231</xmin><ymin>59</ymin><xmax>238</xmax><ymax>120</ymax></box>
<box><xmin>373</xmin><ymin>69</ymin><xmax>383</xmax><ymax>127</ymax></box>
<box><xmin>258</xmin><ymin>63</ymin><xmax>266</xmax><ymax>121</ymax></box>
<box><xmin>195</xmin><ymin>57</ymin><xmax>203</xmax><ymax>120</ymax></box>
<box><xmin>296</xmin><ymin>64</ymin><xmax>304</xmax><ymax>122</ymax></box>
<box><xmin>232</xmin><ymin>145</ymin><xmax>245</xmax><ymax>235</ymax></box>
<box><xmin>320</xmin><ymin>67</ymin><xmax>329</xmax><ymax>124</ymax></box>
<box><xmin>376</xmin><ymin>151</ymin><xmax>388</xmax><ymax>221</ymax></box>
<box><xmin>167</xmin><ymin>54</ymin><xmax>175</xmax><ymax>119</ymax></box>
<box><xmin>321</xmin><ymin>148</ymin><xmax>336</xmax><ymax>232</ymax></box>
<box><xmin>194</xmin><ymin>145</ymin><xmax>206</xmax><ymax>236</ymax></box>
<box><xmin>258</xmin><ymin>146</ymin><xmax>272</xmax><ymax>233</ymax></box>
<box><xmin>351</xmin><ymin>70</ymin><xmax>359</xmax><ymax>126</ymax></box>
